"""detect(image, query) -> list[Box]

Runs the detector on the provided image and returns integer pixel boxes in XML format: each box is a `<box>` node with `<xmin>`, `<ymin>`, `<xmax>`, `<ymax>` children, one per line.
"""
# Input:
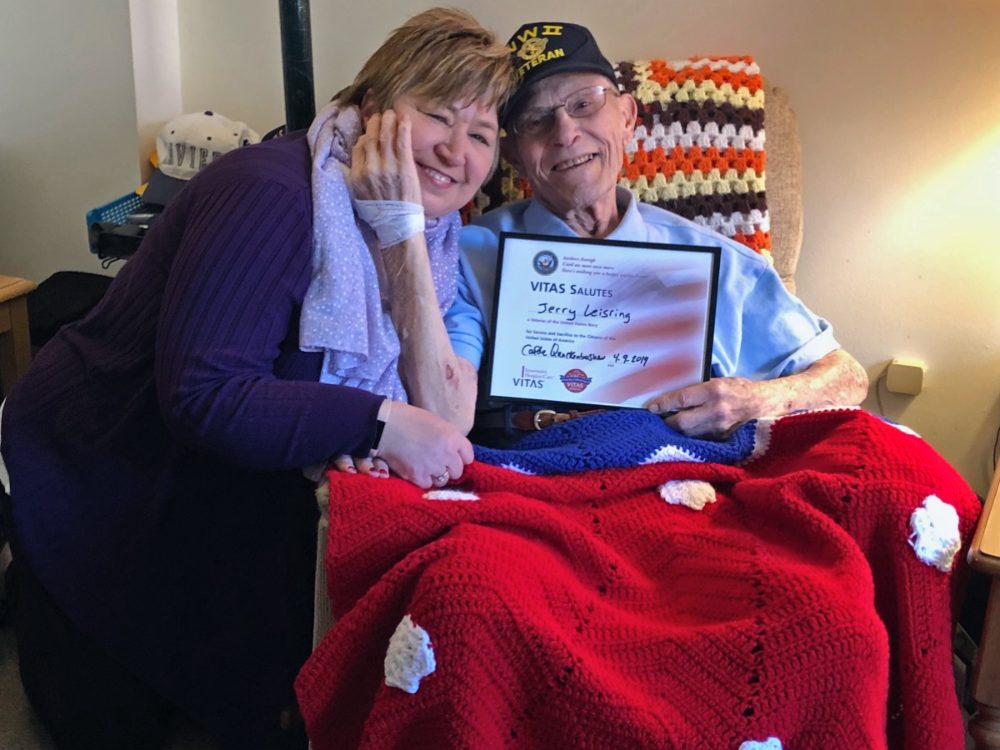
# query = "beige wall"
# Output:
<box><xmin>1</xmin><ymin>0</ymin><xmax>998</xmax><ymax>495</ymax></box>
<box><xmin>0</xmin><ymin>0</ymin><xmax>139</xmax><ymax>281</ymax></box>
<box><xmin>130</xmin><ymin>0</ymin><xmax>182</xmax><ymax>182</ymax></box>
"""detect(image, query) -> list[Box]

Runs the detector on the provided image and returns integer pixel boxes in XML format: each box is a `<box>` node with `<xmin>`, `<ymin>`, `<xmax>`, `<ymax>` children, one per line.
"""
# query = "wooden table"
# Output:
<box><xmin>968</xmin><ymin>460</ymin><xmax>1000</xmax><ymax>748</ymax></box>
<box><xmin>0</xmin><ymin>275</ymin><xmax>37</xmax><ymax>395</ymax></box>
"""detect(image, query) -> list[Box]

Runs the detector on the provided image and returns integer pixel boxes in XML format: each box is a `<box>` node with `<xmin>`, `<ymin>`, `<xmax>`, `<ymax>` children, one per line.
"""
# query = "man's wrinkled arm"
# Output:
<box><xmin>753</xmin><ymin>347</ymin><xmax>869</xmax><ymax>415</ymax></box>
<box><xmin>381</xmin><ymin>234</ymin><xmax>477</xmax><ymax>435</ymax></box>
<box><xmin>653</xmin><ymin>348</ymin><xmax>869</xmax><ymax>437</ymax></box>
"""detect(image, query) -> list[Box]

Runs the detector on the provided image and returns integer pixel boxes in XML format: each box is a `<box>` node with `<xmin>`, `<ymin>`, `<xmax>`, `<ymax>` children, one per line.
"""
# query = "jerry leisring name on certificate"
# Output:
<box><xmin>486</xmin><ymin>232</ymin><xmax>721</xmax><ymax>410</ymax></box>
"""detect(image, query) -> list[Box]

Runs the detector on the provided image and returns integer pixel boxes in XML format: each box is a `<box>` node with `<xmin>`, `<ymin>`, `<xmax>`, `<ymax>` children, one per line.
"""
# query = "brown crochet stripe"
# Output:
<box><xmin>615</xmin><ymin>56</ymin><xmax>764</xmax><ymax>93</ymax></box>
<box><xmin>634</xmin><ymin>101</ymin><xmax>765</xmax><ymax>133</ymax></box>
<box><xmin>649</xmin><ymin>190</ymin><xmax>767</xmax><ymax>220</ymax></box>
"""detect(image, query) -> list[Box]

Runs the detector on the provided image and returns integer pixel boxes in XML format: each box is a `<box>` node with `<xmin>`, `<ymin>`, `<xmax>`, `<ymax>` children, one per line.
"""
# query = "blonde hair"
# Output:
<box><xmin>335</xmin><ymin>8</ymin><xmax>515</xmax><ymax>112</ymax></box>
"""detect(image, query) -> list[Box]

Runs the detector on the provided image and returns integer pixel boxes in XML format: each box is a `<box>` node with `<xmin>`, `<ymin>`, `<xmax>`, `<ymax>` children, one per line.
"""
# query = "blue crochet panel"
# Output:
<box><xmin>474</xmin><ymin>409</ymin><xmax>758</xmax><ymax>474</ymax></box>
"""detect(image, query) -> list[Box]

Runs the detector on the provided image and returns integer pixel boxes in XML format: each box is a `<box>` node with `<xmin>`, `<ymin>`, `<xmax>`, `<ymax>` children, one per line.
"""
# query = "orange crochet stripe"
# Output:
<box><xmin>624</xmin><ymin>146</ymin><xmax>766</xmax><ymax>180</ymax></box>
<box><xmin>734</xmin><ymin>228</ymin><xmax>770</xmax><ymax>253</ymax></box>
<box><xmin>644</xmin><ymin>58</ymin><xmax>763</xmax><ymax>92</ymax></box>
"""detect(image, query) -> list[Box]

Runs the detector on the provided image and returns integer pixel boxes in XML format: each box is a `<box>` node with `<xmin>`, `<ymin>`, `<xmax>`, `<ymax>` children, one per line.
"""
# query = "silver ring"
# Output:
<box><xmin>433</xmin><ymin>471</ymin><xmax>449</xmax><ymax>486</ymax></box>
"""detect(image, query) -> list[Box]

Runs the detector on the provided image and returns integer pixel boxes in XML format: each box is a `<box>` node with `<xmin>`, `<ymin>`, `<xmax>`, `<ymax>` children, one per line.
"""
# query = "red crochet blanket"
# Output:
<box><xmin>296</xmin><ymin>410</ymin><xmax>979</xmax><ymax>749</ymax></box>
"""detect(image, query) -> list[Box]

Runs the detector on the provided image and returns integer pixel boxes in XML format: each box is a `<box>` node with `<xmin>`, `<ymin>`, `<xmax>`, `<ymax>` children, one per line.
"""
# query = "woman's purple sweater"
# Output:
<box><xmin>1</xmin><ymin>131</ymin><xmax>382</xmax><ymax>741</ymax></box>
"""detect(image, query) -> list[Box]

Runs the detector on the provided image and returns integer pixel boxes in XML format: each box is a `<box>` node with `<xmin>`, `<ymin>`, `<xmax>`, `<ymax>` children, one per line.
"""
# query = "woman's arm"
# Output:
<box><xmin>155</xmin><ymin>176</ymin><xmax>385</xmax><ymax>469</ymax></box>
<box><xmin>157</xmin><ymin>147</ymin><xmax>474</xmax><ymax>481</ymax></box>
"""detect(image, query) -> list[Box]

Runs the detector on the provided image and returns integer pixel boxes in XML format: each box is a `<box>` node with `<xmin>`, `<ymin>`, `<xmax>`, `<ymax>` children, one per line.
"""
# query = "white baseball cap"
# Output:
<box><xmin>143</xmin><ymin>111</ymin><xmax>260</xmax><ymax>206</ymax></box>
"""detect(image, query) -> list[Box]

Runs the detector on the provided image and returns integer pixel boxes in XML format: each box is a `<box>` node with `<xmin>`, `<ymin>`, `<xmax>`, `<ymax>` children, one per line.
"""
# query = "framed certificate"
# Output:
<box><xmin>485</xmin><ymin>232</ymin><xmax>720</xmax><ymax>410</ymax></box>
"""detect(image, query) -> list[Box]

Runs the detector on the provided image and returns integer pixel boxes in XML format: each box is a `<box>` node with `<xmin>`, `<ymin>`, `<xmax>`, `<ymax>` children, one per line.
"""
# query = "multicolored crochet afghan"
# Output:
<box><xmin>296</xmin><ymin>409</ymin><xmax>979</xmax><ymax>749</ymax></box>
<box><xmin>470</xmin><ymin>56</ymin><xmax>771</xmax><ymax>261</ymax></box>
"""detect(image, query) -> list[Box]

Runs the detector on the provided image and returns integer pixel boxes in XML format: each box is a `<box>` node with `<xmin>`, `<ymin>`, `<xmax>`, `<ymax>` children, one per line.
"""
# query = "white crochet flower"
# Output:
<box><xmin>384</xmin><ymin>615</ymin><xmax>436</xmax><ymax>694</ymax></box>
<box><xmin>739</xmin><ymin>738</ymin><xmax>782</xmax><ymax>750</ymax></box>
<box><xmin>659</xmin><ymin>480</ymin><xmax>717</xmax><ymax>510</ymax></box>
<box><xmin>909</xmin><ymin>495</ymin><xmax>961</xmax><ymax>572</ymax></box>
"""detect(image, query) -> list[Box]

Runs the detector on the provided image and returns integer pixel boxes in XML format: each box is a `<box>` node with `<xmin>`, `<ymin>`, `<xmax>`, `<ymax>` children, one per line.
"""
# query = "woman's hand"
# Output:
<box><xmin>328</xmin><ymin>400</ymin><xmax>473</xmax><ymax>488</ymax></box>
<box><xmin>331</xmin><ymin>454</ymin><xmax>389</xmax><ymax>478</ymax></box>
<box><xmin>373</xmin><ymin>400</ymin><xmax>474</xmax><ymax>489</ymax></box>
<box><xmin>349</xmin><ymin>109</ymin><xmax>422</xmax><ymax>206</ymax></box>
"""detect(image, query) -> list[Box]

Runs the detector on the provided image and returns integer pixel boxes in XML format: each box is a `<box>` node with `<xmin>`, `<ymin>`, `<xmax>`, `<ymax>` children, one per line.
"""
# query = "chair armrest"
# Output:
<box><xmin>969</xmin><ymin>460</ymin><xmax>1000</xmax><ymax>574</ymax></box>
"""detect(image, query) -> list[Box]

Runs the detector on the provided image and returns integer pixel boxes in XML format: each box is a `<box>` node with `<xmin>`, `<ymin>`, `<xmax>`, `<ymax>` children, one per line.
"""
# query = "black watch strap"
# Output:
<box><xmin>371</xmin><ymin>414</ymin><xmax>387</xmax><ymax>455</ymax></box>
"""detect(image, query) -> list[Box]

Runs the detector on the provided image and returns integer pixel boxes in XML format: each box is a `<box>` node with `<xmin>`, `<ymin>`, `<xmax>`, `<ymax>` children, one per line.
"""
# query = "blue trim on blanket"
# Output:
<box><xmin>474</xmin><ymin>410</ymin><xmax>759</xmax><ymax>474</ymax></box>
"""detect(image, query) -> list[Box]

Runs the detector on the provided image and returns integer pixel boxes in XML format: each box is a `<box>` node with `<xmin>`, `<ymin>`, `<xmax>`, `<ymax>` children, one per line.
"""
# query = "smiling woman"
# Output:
<box><xmin>355</xmin><ymin>92</ymin><xmax>498</xmax><ymax>222</ymax></box>
<box><xmin>0</xmin><ymin>8</ymin><xmax>515</xmax><ymax>750</ymax></box>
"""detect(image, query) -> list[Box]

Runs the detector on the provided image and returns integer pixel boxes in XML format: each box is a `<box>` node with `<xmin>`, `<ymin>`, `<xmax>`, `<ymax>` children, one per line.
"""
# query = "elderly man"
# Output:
<box><xmin>446</xmin><ymin>21</ymin><xmax>868</xmax><ymax>439</ymax></box>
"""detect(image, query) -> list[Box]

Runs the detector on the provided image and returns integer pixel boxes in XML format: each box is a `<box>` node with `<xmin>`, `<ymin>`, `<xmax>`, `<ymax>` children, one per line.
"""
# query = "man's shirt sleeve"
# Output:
<box><xmin>444</xmin><ymin>259</ymin><xmax>486</xmax><ymax>370</ymax></box>
<box><xmin>713</xmin><ymin>258</ymin><xmax>840</xmax><ymax>380</ymax></box>
<box><xmin>444</xmin><ymin>225</ymin><xmax>499</xmax><ymax>371</ymax></box>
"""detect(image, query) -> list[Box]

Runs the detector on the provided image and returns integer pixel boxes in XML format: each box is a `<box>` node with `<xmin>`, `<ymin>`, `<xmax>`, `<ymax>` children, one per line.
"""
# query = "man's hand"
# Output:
<box><xmin>647</xmin><ymin>377</ymin><xmax>760</xmax><ymax>438</ymax></box>
<box><xmin>349</xmin><ymin>110</ymin><xmax>422</xmax><ymax>205</ymax></box>
<box><xmin>645</xmin><ymin>348</ymin><xmax>870</xmax><ymax>439</ymax></box>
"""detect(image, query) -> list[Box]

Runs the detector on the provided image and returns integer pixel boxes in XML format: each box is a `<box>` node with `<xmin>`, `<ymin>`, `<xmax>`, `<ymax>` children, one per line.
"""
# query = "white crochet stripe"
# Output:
<box><xmin>741</xmin><ymin>417</ymin><xmax>775</xmax><ymax>464</ymax></box>
<box><xmin>500</xmin><ymin>462</ymin><xmax>534</xmax><ymax>475</ymax></box>
<box><xmin>642</xmin><ymin>443</ymin><xmax>705</xmax><ymax>464</ymax></box>
<box><xmin>738</xmin><ymin>738</ymin><xmax>782</xmax><ymax>750</ymax></box>
<box><xmin>632</xmin><ymin>122</ymin><xmax>766</xmax><ymax>152</ymax></box>
<box><xmin>784</xmin><ymin>406</ymin><xmax>861</xmax><ymax>418</ymax></box>
<box><xmin>887</xmin><ymin>421</ymin><xmax>922</xmax><ymax>438</ymax></box>
<box><xmin>422</xmin><ymin>489</ymin><xmax>480</xmax><ymax>502</ymax></box>
<box><xmin>692</xmin><ymin>211</ymin><xmax>770</xmax><ymax>238</ymax></box>
<box><xmin>679</xmin><ymin>58</ymin><xmax>761</xmax><ymax>76</ymax></box>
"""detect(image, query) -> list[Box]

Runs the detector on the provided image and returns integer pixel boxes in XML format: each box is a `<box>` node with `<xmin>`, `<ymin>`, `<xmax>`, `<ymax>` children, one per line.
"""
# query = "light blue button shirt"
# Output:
<box><xmin>446</xmin><ymin>187</ymin><xmax>838</xmax><ymax>380</ymax></box>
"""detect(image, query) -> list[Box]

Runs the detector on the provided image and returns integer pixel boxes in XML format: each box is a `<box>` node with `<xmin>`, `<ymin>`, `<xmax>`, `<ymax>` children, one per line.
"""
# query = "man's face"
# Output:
<box><xmin>505</xmin><ymin>72</ymin><xmax>637</xmax><ymax>219</ymax></box>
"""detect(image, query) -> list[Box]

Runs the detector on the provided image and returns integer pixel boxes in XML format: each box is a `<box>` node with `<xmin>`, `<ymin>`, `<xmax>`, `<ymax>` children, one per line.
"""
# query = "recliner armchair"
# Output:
<box><xmin>309</xmin><ymin>56</ymin><xmax>986</xmax><ymax>748</ymax></box>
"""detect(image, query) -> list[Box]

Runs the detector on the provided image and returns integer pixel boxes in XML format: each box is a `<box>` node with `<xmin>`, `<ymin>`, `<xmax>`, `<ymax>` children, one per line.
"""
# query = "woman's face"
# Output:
<box><xmin>390</xmin><ymin>92</ymin><xmax>499</xmax><ymax>219</ymax></box>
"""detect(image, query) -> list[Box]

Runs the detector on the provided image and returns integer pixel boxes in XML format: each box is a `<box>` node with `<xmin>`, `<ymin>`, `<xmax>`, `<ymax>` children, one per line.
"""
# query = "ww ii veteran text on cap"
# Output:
<box><xmin>501</xmin><ymin>21</ymin><xmax>618</xmax><ymax>127</ymax></box>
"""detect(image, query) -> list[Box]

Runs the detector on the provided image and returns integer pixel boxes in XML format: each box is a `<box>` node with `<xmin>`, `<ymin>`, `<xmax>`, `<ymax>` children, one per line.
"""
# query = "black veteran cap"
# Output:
<box><xmin>502</xmin><ymin>22</ymin><xmax>618</xmax><ymax>128</ymax></box>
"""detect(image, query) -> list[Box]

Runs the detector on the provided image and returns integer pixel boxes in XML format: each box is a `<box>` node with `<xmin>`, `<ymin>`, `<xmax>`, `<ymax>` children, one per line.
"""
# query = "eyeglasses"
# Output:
<box><xmin>512</xmin><ymin>85</ymin><xmax>618</xmax><ymax>136</ymax></box>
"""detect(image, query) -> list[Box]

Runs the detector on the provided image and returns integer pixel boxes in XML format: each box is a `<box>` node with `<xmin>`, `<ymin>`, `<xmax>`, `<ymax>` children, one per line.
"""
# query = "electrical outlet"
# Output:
<box><xmin>885</xmin><ymin>358</ymin><xmax>925</xmax><ymax>395</ymax></box>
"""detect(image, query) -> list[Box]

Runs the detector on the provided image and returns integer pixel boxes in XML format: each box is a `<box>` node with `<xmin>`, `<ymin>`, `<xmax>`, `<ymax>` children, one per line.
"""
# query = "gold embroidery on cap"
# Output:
<box><xmin>510</xmin><ymin>24</ymin><xmax>569</xmax><ymax>79</ymax></box>
<box><xmin>517</xmin><ymin>37</ymin><xmax>548</xmax><ymax>62</ymax></box>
